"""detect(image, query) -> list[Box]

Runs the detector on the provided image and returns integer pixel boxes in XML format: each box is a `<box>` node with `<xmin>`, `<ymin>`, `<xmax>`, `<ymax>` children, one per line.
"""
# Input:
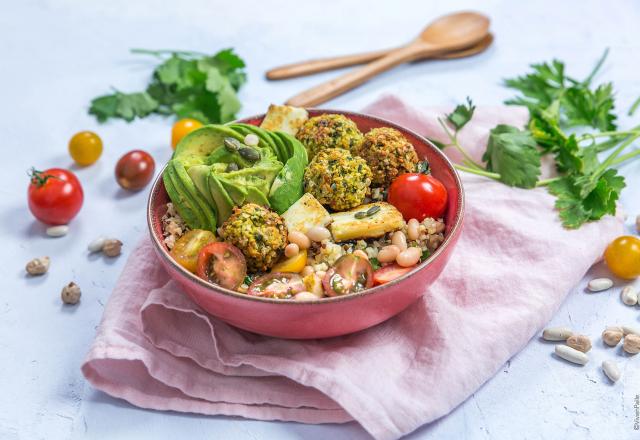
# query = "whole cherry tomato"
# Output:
<box><xmin>27</xmin><ymin>168</ymin><xmax>83</xmax><ymax>225</ymax></box>
<box><xmin>387</xmin><ymin>173</ymin><xmax>448</xmax><ymax>221</ymax></box>
<box><xmin>68</xmin><ymin>131</ymin><xmax>103</xmax><ymax>166</ymax></box>
<box><xmin>115</xmin><ymin>150</ymin><xmax>155</xmax><ymax>190</ymax></box>
<box><xmin>196</xmin><ymin>242</ymin><xmax>247</xmax><ymax>290</ymax></box>
<box><xmin>171</xmin><ymin>118</ymin><xmax>203</xmax><ymax>150</ymax></box>
<box><xmin>604</xmin><ymin>236</ymin><xmax>640</xmax><ymax>279</ymax></box>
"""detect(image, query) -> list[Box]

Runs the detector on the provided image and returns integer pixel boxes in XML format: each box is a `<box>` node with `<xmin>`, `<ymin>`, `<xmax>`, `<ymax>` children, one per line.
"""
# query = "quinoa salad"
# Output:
<box><xmin>161</xmin><ymin>104</ymin><xmax>448</xmax><ymax>300</ymax></box>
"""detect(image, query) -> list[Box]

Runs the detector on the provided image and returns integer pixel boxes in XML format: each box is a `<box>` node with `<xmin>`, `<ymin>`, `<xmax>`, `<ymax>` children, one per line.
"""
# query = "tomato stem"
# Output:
<box><xmin>28</xmin><ymin>167</ymin><xmax>59</xmax><ymax>187</ymax></box>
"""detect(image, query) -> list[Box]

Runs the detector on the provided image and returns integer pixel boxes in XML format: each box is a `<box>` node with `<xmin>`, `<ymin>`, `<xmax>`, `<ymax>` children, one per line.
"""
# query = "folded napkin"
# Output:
<box><xmin>82</xmin><ymin>95</ymin><xmax>623</xmax><ymax>440</ymax></box>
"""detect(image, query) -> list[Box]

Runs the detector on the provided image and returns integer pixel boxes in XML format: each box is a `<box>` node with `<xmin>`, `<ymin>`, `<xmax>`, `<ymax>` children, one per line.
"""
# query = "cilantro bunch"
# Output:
<box><xmin>89</xmin><ymin>48</ymin><xmax>246</xmax><ymax>124</ymax></box>
<box><xmin>434</xmin><ymin>50</ymin><xmax>640</xmax><ymax>228</ymax></box>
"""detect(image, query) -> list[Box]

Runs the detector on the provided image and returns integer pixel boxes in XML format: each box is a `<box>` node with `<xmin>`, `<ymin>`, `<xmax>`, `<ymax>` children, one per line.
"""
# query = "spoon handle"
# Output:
<box><xmin>266</xmin><ymin>48</ymin><xmax>395</xmax><ymax>80</ymax></box>
<box><xmin>285</xmin><ymin>44</ymin><xmax>439</xmax><ymax>107</ymax></box>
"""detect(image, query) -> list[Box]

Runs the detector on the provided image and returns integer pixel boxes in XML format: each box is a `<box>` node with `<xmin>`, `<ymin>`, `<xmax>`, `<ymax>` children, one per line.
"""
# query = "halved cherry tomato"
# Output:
<box><xmin>172</xmin><ymin>118</ymin><xmax>203</xmax><ymax>149</ymax></box>
<box><xmin>604</xmin><ymin>236</ymin><xmax>640</xmax><ymax>279</ymax></box>
<box><xmin>373</xmin><ymin>264</ymin><xmax>415</xmax><ymax>285</ymax></box>
<box><xmin>248</xmin><ymin>273</ymin><xmax>306</xmax><ymax>299</ymax></box>
<box><xmin>271</xmin><ymin>250</ymin><xmax>308</xmax><ymax>273</ymax></box>
<box><xmin>322</xmin><ymin>254</ymin><xmax>373</xmax><ymax>297</ymax></box>
<box><xmin>388</xmin><ymin>173</ymin><xmax>448</xmax><ymax>221</ymax></box>
<box><xmin>28</xmin><ymin>168</ymin><xmax>83</xmax><ymax>225</ymax></box>
<box><xmin>196</xmin><ymin>242</ymin><xmax>247</xmax><ymax>289</ymax></box>
<box><xmin>170</xmin><ymin>229</ymin><xmax>216</xmax><ymax>273</ymax></box>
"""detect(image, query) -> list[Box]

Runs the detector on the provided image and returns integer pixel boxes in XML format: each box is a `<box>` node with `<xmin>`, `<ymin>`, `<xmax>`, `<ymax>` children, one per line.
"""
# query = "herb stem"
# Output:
<box><xmin>595</xmin><ymin>133</ymin><xmax>640</xmax><ymax>176</ymax></box>
<box><xmin>535</xmin><ymin>177</ymin><xmax>562</xmax><ymax>187</ymax></box>
<box><xmin>630</xmin><ymin>96</ymin><xmax>640</xmax><ymax>116</ymax></box>
<box><xmin>582</xmin><ymin>48</ymin><xmax>609</xmax><ymax>86</ymax></box>
<box><xmin>578</xmin><ymin>129</ymin><xmax>640</xmax><ymax>141</ymax></box>
<box><xmin>610</xmin><ymin>148</ymin><xmax>640</xmax><ymax>167</ymax></box>
<box><xmin>454</xmin><ymin>164</ymin><xmax>501</xmax><ymax>180</ymax></box>
<box><xmin>438</xmin><ymin>117</ymin><xmax>485</xmax><ymax>170</ymax></box>
<box><xmin>130</xmin><ymin>48</ymin><xmax>207</xmax><ymax>57</ymax></box>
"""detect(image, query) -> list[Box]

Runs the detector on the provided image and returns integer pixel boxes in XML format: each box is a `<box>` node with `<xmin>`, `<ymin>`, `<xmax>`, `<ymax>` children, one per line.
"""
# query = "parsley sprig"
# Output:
<box><xmin>434</xmin><ymin>50</ymin><xmax>640</xmax><ymax>228</ymax></box>
<box><xmin>89</xmin><ymin>48</ymin><xmax>246</xmax><ymax>124</ymax></box>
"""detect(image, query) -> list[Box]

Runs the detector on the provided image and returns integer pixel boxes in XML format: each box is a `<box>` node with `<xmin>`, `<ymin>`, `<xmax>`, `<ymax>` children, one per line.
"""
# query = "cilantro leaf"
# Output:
<box><xmin>446</xmin><ymin>97</ymin><xmax>475</xmax><ymax>130</ymax></box>
<box><xmin>548</xmin><ymin>169</ymin><xmax>625</xmax><ymax>228</ymax></box>
<box><xmin>504</xmin><ymin>59</ymin><xmax>567</xmax><ymax>110</ymax></box>
<box><xmin>89</xmin><ymin>91</ymin><xmax>158</xmax><ymax>122</ymax></box>
<box><xmin>482</xmin><ymin>125</ymin><xmax>541</xmax><ymax>188</ymax></box>
<box><xmin>563</xmin><ymin>83</ymin><xmax>617</xmax><ymax>131</ymax></box>
<box><xmin>89</xmin><ymin>48</ymin><xmax>246</xmax><ymax>124</ymax></box>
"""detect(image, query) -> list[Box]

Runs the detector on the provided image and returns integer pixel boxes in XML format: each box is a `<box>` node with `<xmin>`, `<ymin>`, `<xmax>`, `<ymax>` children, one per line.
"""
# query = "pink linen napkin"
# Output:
<box><xmin>82</xmin><ymin>95</ymin><xmax>623</xmax><ymax>440</ymax></box>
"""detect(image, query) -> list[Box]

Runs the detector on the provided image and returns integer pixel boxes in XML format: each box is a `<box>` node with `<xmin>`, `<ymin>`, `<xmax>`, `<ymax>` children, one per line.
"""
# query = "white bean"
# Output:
<box><xmin>602</xmin><ymin>360</ymin><xmax>621</xmax><ymax>383</ymax></box>
<box><xmin>587</xmin><ymin>278</ymin><xmax>613</xmax><ymax>292</ymax></box>
<box><xmin>301</xmin><ymin>266</ymin><xmax>315</xmax><ymax>277</ymax></box>
<box><xmin>46</xmin><ymin>225</ymin><xmax>69</xmax><ymax>237</ymax></box>
<box><xmin>542</xmin><ymin>326</ymin><xmax>573</xmax><ymax>341</ymax></box>
<box><xmin>377</xmin><ymin>245</ymin><xmax>400</xmax><ymax>263</ymax></box>
<box><xmin>407</xmin><ymin>219</ymin><xmax>420</xmax><ymax>240</ymax></box>
<box><xmin>555</xmin><ymin>345</ymin><xmax>589</xmax><ymax>365</ymax></box>
<box><xmin>284</xmin><ymin>243</ymin><xmax>299</xmax><ymax>258</ymax></box>
<box><xmin>306</xmin><ymin>226</ymin><xmax>331</xmax><ymax>242</ymax></box>
<box><xmin>244</xmin><ymin>134</ymin><xmax>259</xmax><ymax>146</ymax></box>
<box><xmin>391</xmin><ymin>231</ymin><xmax>407</xmax><ymax>251</ymax></box>
<box><xmin>621</xmin><ymin>286</ymin><xmax>638</xmax><ymax>306</ymax></box>
<box><xmin>622</xmin><ymin>325</ymin><xmax>640</xmax><ymax>336</ymax></box>
<box><xmin>294</xmin><ymin>291</ymin><xmax>318</xmax><ymax>301</ymax></box>
<box><xmin>88</xmin><ymin>236</ymin><xmax>107</xmax><ymax>253</ymax></box>
<box><xmin>288</xmin><ymin>231</ymin><xmax>311</xmax><ymax>250</ymax></box>
<box><xmin>352</xmin><ymin>249</ymin><xmax>368</xmax><ymax>260</ymax></box>
<box><xmin>396</xmin><ymin>247</ymin><xmax>421</xmax><ymax>267</ymax></box>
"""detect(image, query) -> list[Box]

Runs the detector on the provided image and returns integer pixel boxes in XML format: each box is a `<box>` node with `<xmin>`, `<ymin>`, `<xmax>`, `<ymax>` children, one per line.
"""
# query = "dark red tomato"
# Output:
<box><xmin>322</xmin><ymin>255</ymin><xmax>373</xmax><ymax>297</ymax></box>
<box><xmin>115</xmin><ymin>150</ymin><xmax>155</xmax><ymax>190</ymax></box>
<box><xmin>27</xmin><ymin>168</ymin><xmax>83</xmax><ymax>225</ymax></box>
<box><xmin>373</xmin><ymin>264</ymin><xmax>415</xmax><ymax>285</ymax></box>
<box><xmin>248</xmin><ymin>273</ymin><xmax>306</xmax><ymax>299</ymax></box>
<box><xmin>196</xmin><ymin>243</ymin><xmax>247</xmax><ymax>290</ymax></box>
<box><xmin>387</xmin><ymin>173</ymin><xmax>448</xmax><ymax>221</ymax></box>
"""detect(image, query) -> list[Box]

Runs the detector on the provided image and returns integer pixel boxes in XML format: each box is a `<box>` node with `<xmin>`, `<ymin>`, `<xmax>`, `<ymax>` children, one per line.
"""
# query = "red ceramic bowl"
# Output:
<box><xmin>147</xmin><ymin>110</ymin><xmax>464</xmax><ymax>339</ymax></box>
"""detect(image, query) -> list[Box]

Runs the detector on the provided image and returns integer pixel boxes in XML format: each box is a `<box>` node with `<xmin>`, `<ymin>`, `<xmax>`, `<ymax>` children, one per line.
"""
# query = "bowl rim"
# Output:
<box><xmin>147</xmin><ymin>108</ymin><xmax>465</xmax><ymax>305</ymax></box>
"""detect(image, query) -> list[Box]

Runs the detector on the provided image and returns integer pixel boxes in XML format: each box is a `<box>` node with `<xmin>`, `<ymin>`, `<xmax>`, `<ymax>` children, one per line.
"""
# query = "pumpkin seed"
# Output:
<box><xmin>224</xmin><ymin>137</ymin><xmax>243</xmax><ymax>152</ymax></box>
<box><xmin>239</xmin><ymin>147</ymin><xmax>260</xmax><ymax>161</ymax></box>
<box><xmin>355</xmin><ymin>205</ymin><xmax>381</xmax><ymax>219</ymax></box>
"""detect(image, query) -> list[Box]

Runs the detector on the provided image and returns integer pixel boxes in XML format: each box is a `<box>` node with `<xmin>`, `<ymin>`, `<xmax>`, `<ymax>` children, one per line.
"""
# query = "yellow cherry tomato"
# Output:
<box><xmin>604</xmin><ymin>235</ymin><xmax>640</xmax><ymax>279</ymax></box>
<box><xmin>172</xmin><ymin>118</ymin><xmax>203</xmax><ymax>149</ymax></box>
<box><xmin>69</xmin><ymin>131</ymin><xmax>103</xmax><ymax>166</ymax></box>
<box><xmin>170</xmin><ymin>229</ymin><xmax>216</xmax><ymax>273</ymax></box>
<box><xmin>271</xmin><ymin>250</ymin><xmax>307</xmax><ymax>273</ymax></box>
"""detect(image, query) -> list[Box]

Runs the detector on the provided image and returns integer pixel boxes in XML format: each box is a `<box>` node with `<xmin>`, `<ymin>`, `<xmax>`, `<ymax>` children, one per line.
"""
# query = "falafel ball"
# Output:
<box><xmin>220</xmin><ymin>203</ymin><xmax>287</xmax><ymax>272</ymax></box>
<box><xmin>352</xmin><ymin>127</ymin><xmax>419</xmax><ymax>186</ymax></box>
<box><xmin>304</xmin><ymin>148</ymin><xmax>372</xmax><ymax>211</ymax></box>
<box><xmin>296</xmin><ymin>114</ymin><xmax>363</xmax><ymax>159</ymax></box>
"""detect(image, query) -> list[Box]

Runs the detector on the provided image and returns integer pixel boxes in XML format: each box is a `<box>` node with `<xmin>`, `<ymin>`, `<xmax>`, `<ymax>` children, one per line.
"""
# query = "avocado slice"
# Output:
<box><xmin>218</xmin><ymin>176</ymin><xmax>248</xmax><ymax>206</ymax></box>
<box><xmin>187</xmin><ymin>164</ymin><xmax>215</xmax><ymax>206</ymax></box>
<box><xmin>265</xmin><ymin>130</ymin><xmax>289</xmax><ymax>163</ymax></box>
<box><xmin>228</xmin><ymin>123</ymin><xmax>276</xmax><ymax>153</ymax></box>
<box><xmin>173</xmin><ymin>125</ymin><xmax>245</xmax><ymax>169</ymax></box>
<box><xmin>164</xmin><ymin>161</ymin><xmax>208</xmax><ymax>229</ymax></box>
<box><xmin>245</xmin><ymin>186</ymin><xmax>270</xmax><ymax>206</ymax></box>
<box><xmin>207</xmin><ymin>173</ymin><xmax>233</xmax><ymax>226</ymax></box>
<box><xmin>163</xmin><ymin>165</ymin><xmax>201</xmax><ymax>228</ymax></box>
<box><xmin>171</xmin><ymin>160</ymin><xmax>217</xmax><ymax>231</ymax></box>
<box><xmin>268</xmin><ymin>132</ymin><xmax>309</xmax><ymax>214</ymax></box>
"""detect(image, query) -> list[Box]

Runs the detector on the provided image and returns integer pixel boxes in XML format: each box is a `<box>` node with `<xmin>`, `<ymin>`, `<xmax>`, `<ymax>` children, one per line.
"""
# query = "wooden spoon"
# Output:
<box><xmin>285</xmin><ymin>12</ymin><xmax>490</xmax><ymax>107</ymax></box>
<box><xmin>267</xmin><ymin>33</ymin><xmax>494</xmax><ymax>81</ymax></box>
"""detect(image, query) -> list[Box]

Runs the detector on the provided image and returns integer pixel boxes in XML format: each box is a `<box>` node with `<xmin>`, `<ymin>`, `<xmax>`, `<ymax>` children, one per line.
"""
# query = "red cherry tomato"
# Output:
<box><xmin>196</xmin><ymin>242</ymin><xmax>247</xmax><ymax>290</ymax></box>
<box><xmin>387</xmin><ymin>173</ymin><xmax>448</xmax><ymax>221</ymax></box>
<box><xmin>247</xmin><ymin>273</ymin><xmax>305</xmax><ymax>299</ymax></box>
<box><xmin>372</xmin><ymin>264</ymin><xmax>415</xmax><ymax>285</ymax></box>
<box><xmin>27</xmin><ymin>168</ymin><xmax>83</xmax><ymax>225</ymax></box>
<box><xmin>322</xmin><ymin>254</ymin><xmax>373</xmax><ymax>297</ymax></box>
<box><xmin>115</xmin><ymin>150</ymin><xmax>155</xmax><ymax>190</ymax></box>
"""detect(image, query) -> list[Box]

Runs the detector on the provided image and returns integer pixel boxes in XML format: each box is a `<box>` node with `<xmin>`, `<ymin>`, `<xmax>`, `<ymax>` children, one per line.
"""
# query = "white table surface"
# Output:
<box><xmin>2</xmin><ymin>0</ymin><xmax>640</xmax><ymax>438</ymax></box>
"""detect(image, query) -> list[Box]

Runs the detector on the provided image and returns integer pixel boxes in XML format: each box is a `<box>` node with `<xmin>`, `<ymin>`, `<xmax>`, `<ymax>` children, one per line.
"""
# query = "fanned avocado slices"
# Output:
<box><xmin>268</xmin><ymin>132</ymin><xmax>308</xmax><ymax>214</ymax></box>
<box><xmin>164</xmin><ymin>120</ymin><xmax>309</xmax><ymax>230</ymax></box>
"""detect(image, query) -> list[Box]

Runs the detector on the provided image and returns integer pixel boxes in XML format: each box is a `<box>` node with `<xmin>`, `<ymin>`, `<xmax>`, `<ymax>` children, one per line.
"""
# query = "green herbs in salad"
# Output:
<box><xmin>436</xmin><ymin>50</ymin><xmax>640</xmax><ymax>229</ymax></box>
<box><xmin>89</xmin><ymin>48</ymin><xmax>246</xmax><ymax>124</ymax></box>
